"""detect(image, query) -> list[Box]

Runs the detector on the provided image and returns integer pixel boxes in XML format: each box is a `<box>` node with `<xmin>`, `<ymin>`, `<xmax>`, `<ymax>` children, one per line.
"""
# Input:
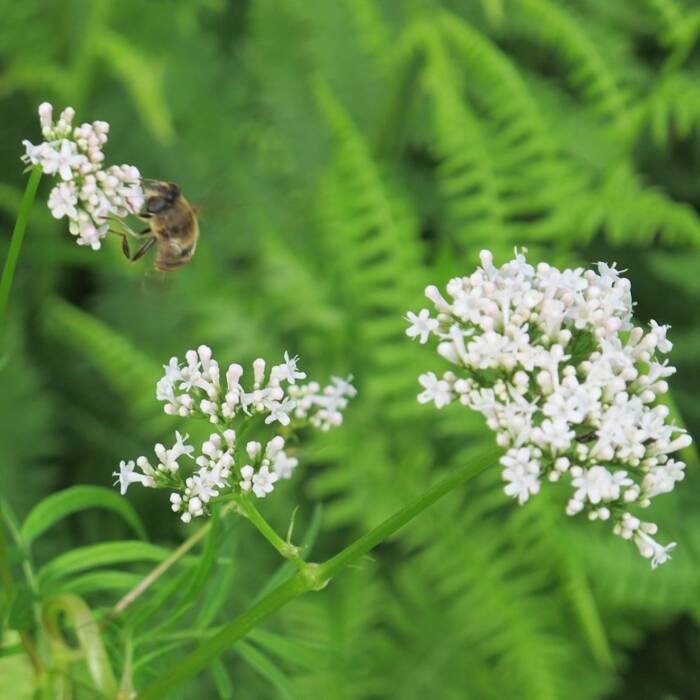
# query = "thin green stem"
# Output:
<box><xmin>138</xmin><ymin>574</ymin><xmax>307</xmax><ymax>699</ymax></box>
<box><xmin>2</xmin><ymin>501</ymin><xmax>40</xmax><ymax>595</ymax></box>
<box><xmin>0</xmin><ymin>504</ymin><xmax>15</xmax><ymax>600</ymax></box>
<box><xmin>317</xmin><ymin>446</ymin><xmax>499</xmax><ymax>580</ymax></box>
<box><xmin>0</xmin><ymin>501</ymin><xmax>43</xmax><ymax>674</ymax></box>
<box><xmin>237</xmin><ymin>495</ymin><xmax>305</xmax><ymax>570</ymax></box>
<box><xmin>108</xmin><ymin>502</ymin><xmax>235</xmax><ymax>623</ymax></box>
<box><xmin>137</xmin><ymin>447</ymin><xmax>500</xmax><ymax>699</ymax></box>
<box><xmin>0</xmin><ymin>167</ymin><xmax>42</xmax><ymax>344</ymax></box>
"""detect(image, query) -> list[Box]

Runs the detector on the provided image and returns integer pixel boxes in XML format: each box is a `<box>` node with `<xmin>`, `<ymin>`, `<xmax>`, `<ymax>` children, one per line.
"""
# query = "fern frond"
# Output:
<box><xmin>436</xmin><ymin>13</ymin><xmax>587</xmax><ymax>242</ymax></box>
<box><xmin>514</xmin><ymin>0</ymin><xmax>630</xmax><ymax>128</ymax></box>
<box><xmin>578</xmin><ymin>163</ymin><xmax>700</xmax><ymax>247</ymax></box>
<box><xmin>278</xmin><ymin>564</ymin><xmax>388</xmax><ymax>699</ymax></box>
<box><xmin>307</xmin><ymin>78</ymin><xmax>443</xmax><ymax>526</ymax></box>
<box><xmin>0</xmin><ymin>327</ymin><xmax>57</xmax><ymax>517</ymax></box>
<box><xmin>348</xmin><ymin>0</ymin><xmax>392</xmax><ymax>65</ymax></box>
<box><xmin>417</xmin><ymin>23</ymin><xmax>509</xmax><ymax>252</ymax></box>
<box><xmin>313</xmin><ymin>76</ymin><xmax>428</xmax><ymax>410</ymax></box>
<box><xmin>641</xmin><ymin>71</ymin><xmax>700</xmax><ymax>146</ymax></box>
<box><xmin>394</xmin><ymin>468</ymin><xmax>614</xmax><ymax>700</ymax></box>
<box><xmin>40</xmin><ymin>297</ymin><xmax>166</xmax><ymax>431</ymax></box>
<box><xmin>639</xmin><ymin>0</ymin><xmax>687</xmax><ymax>46</ymax></box>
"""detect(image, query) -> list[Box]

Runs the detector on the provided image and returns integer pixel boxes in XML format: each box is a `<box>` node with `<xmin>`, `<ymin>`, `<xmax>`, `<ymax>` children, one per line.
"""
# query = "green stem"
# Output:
<box><xmin>0</xmin><ymin>167</ymin><xmax>42</xmax><ymax>344</ymax></box>
<box><xmin>0</xmin><ymin>504</ymin><xmax>14</xmax><ymax>600</ymax></box>
<box><xmin>316</xmin><ymin>446</ymin><xmax>498</xmax><ymax>580</ymax></box>
<box><xmin>237</xmin><ymin>495</ymin><xmax>305</xmax><ymax>570</ymax></box>
<box><xmin>0</xmin><ymin>501</ymin><xmax>43</xmax><ymax>674</ymax></box>
<box><xmin>137</xmin><ymin>447</ymin><xmax>499</xmax><ymax>699</ymax></box>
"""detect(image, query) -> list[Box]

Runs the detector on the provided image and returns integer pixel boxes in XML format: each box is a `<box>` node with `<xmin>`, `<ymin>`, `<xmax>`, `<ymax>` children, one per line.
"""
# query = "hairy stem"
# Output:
<box><xmin>138</xmin><ymin>447</ymin><xmax>499</xmax><ymax>698</ymax></box>
<box><xmin>0</xmin><ymin>167</ymin><xmax>42</xmax><ymax>345</ymax></box>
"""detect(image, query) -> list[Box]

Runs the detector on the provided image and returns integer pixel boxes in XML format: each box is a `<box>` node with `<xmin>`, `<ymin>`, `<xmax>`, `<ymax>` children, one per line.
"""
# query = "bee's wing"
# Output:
<box><xmin>140</xmin><ymin>178</ymin><xmax>166</xmax><ymax>187</ymax></box>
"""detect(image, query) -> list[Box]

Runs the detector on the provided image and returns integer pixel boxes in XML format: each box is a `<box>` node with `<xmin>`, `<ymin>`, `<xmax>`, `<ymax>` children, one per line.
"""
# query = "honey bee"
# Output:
<box><xmin>117</xmin><ymin>179</ymin><xmax>199</xmax><ymax>272</ymax></box>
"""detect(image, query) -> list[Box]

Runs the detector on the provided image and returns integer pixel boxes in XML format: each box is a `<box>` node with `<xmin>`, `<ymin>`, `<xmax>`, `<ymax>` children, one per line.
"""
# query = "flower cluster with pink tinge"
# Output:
<box><xmin>115</xmin><ymin>346</ymin><xmax>355</xmax><ymax>522</ymax></box>
<box><xmin>22</xmin><ymin>102</ymin><xmax>143</xmax><ymax>250</ymax></box>
<box><xmin>407</xmin><ymin>249</ymin><xmax>692</xmax><ymax>568</ymax></box>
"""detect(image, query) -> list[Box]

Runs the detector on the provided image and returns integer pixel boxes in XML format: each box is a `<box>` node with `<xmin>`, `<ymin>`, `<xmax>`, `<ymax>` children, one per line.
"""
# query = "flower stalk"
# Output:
<box><xmin>236</xmin><ymin>495</ymin><xmax>306</xmax><ymax>570</ymax></box>
<box><xmin>0</xmin><ymin>166</ymin><xmax>42</xmax><ymax>346</ymax></box>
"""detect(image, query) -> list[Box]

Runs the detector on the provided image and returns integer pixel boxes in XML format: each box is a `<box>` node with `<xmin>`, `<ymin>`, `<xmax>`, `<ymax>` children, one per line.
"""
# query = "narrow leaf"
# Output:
<box><xmin>43</xmin><ymin>594</ymin><xmax>118</xmax><ymax>695</ymax></box>
<box><xmin>248</xmin><ymin>629</ymin><xmax>326</xmax><ymax>671</ymax></box>
<box><xmin>237</xmin><ymin>640</ymin><xmax>297</xmax><ymax>700</ymax></box>
<box><xmin>51</xmin><ymin>570</ymin><xmax>143</xmax><ymax>596</ymax></box>
<box><xmin>21</xmin><ymin>486</ymin><xmax>146</xmax><ymax>545</ymax></box>
<box><xmin>38</xmin><ymin>541</ymin><xmax>170</xmax><ymax>585</ymax></box>
<box><xmin>209</xmin><ymin>659</ymin><xmax>234</xmax><ymax>698</ymax></box>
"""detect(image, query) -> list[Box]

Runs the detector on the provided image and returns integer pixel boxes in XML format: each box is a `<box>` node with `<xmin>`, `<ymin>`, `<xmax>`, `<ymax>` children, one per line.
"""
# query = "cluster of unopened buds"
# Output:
<box><xmin>115</xmin><ymin>347</ymin><xmax>356</xmax><ymax>522</ymax></box>
<box><xmin>22</xmin><ymin>102</ymin><xmax>143</xmax><ymax>250</ymax></box>
<box><xmin>407</xmin><ymin>249</ymin><xmax>692</xmax><ymax>568</ymax></box>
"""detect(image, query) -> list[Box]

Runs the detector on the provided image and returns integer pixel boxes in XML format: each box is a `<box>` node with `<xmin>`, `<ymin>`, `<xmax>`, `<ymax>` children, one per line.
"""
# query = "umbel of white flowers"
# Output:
<box><xmin>21</xmin><ymin>102</ymin><xmax>143</xmax><ymax>250</ymax></box>
<box><xmin>115</xmin><ymin>347</ymin><xmax>356</xmax><ymax>522</ymax></box>
<box><xmin>407</xmin><ymin>249</ymin><xmax>692</xmax><ymax>569</ymax></box>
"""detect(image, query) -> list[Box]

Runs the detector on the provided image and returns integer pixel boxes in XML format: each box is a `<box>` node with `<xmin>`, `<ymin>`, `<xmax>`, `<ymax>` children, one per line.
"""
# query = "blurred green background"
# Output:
<box><xmin>2</xmin><ymin>0</ymin><xmax>700</xmax><ymax>697</ymax></box>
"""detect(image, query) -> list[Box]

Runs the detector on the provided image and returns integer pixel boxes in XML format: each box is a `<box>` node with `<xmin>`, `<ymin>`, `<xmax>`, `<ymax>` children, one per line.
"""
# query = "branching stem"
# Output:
<box><xmin>236</xmin><ymin>495</ymin><xmax>306</xmax><ymax>571</ymax></box>
<box><xmin>138</xmin><ymin>447</ymin><xmax>500</xmax><ymax>698</ymax></box>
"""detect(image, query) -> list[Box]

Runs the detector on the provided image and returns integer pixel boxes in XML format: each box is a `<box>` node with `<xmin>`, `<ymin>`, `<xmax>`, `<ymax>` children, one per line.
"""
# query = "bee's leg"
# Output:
<box><xmin>108</xmin><ymin>230</ymin><xmax>154</xmax><ymax>262</ymax></box>
<box><xmin>133</xmin><ymin>225</ymin><xmax>152</xmax><ymax>237</ymax></box>
<box><xmin>129</xmin><ymin>236</ymin><xmax>157</xmax><ymax>262</ymax></box>
<box><xmin>106</xmin><ymin>230</ymin><xmax>133</xmax><ymax>259</ymax></box>
<box><xmin>119</xmin><ymin>233</ymin><xmax>131</xmax><ymax>259</ymax></box>
<box><xmin>103</xmin><ymin>218</ymin><xmax>144</xmax><ymax>238</ymax></box>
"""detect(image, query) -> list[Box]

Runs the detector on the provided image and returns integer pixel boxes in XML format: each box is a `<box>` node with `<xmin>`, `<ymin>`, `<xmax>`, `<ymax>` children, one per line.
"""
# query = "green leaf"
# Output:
<box><xmin>237</xmin><ymin>640</ymin><xmax>297</xmax><ymax>700</ymax></box>
<box><xmin>41</xmin><ymin>298</ymin><xmax>165</xmax><ymax>430</ymax></box>
<box><xmin>0</xmin><ymin>635</ymin><xmax>32</xmax><ymax>699</ymax></box>
<box><xmin>43</xmin><ymin>594</ymin><xmax>118</xmax><ymax>696</ymax></box>
<box><xmin>133</xmin><ymin>640</ymin><xmax>192</xmax><ymax>673</ymax></box>
<box><xmin>20</xmin><ymin>486</ymin><xmax>147</xmax><ymax>546</ymax></box>
<box><xmin>209</xmin><ymin>659</ymin><xmax>234</xmax><ymax>699</ymax></box>
<box><xmin>129</xmin><ymin>565</ymin><xmax>196</xmax><ymax>632</ymax></box>
<box><xmin>51</xmin><ymin>570</ymin><xmax>143</xmax><ymax>596</ymax></box>
<box><xmin>0</xmin><ymin>642</ymin><xmax>23</xmax><ymax>658</ymax></box>
<box><xmin>6</xmin><ymin>584</ymin><xmax>34</xmax><ymax>633</ymax></box>
<box><xmin>195</xmin><ymin>544</ymin><xmax>238</xmax><ymax>630</ymax></box>
<box><xmin>38</xmin><ymin>541</ymin><xmax>170</xmax><ymax>586</ymax></box>
<box><xmin>179</xmin><ymin>505</ymin><xmax>221</xmax><ymax>609</ymax></box>
<box><xmin>248</xmin><ymin>629</ymin><xmax>326</xmax><ymax>671</ymax></box>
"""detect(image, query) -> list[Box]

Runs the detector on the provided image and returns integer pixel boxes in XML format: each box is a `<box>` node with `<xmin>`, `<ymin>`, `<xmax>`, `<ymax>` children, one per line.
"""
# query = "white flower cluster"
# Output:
<box><xmin>22</xmin><ymin>102</ymin><xmax>143</xmax><ymax>250</ymax></box>
<box><xmin>117</xmin><ymin>347</ymin><xmax>355</xmax><ymax>521</ymax></box>
<box><xmin>156</xmin><ymin>345</ymin><xmax>356</xmax><ymax>432</ymax></box>
<box><xmin>407</xmin><ymin>249</ymin><xmax>692</xmax><ymax>568</ymax></box>
<box><xmin>114</xmin><ymin>429</ymin><xmax>301</xmax><ymax>523</ymax></box>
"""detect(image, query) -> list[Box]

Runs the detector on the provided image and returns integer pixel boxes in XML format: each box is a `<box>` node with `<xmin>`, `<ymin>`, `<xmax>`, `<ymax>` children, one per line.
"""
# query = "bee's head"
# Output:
<box><xmin>142</xmin><ymin>180</ymin><xmax>181</xmax><ymax>214</ymax></box>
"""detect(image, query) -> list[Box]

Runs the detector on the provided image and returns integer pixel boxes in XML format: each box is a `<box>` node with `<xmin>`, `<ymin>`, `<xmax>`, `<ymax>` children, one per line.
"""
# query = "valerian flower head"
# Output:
<box><xmin>408</xmin><ymin>249</ymin><xmax>692</xmax><ymax>568</ymax></box>
<box><xmin>118</xmin><ymin>347</ymin><xmax>355</xmax><ymax>522</ymax></box>
<box><xmin>22</xmin><ymin>102</ymin><xmax>144</xmax><ymax>250</ymax></box>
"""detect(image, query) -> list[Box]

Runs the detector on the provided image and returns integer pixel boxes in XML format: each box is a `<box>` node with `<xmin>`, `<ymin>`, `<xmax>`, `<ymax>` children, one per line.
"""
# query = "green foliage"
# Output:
<box><xmin>21</xmin><ymin>485</ymin><xmax>146</xmax><ymax>544</ymax></box>
<box><xmin>2</xmin><ymin>0</ymin><xmax>700</xmax><ymax>697</ymax></box>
